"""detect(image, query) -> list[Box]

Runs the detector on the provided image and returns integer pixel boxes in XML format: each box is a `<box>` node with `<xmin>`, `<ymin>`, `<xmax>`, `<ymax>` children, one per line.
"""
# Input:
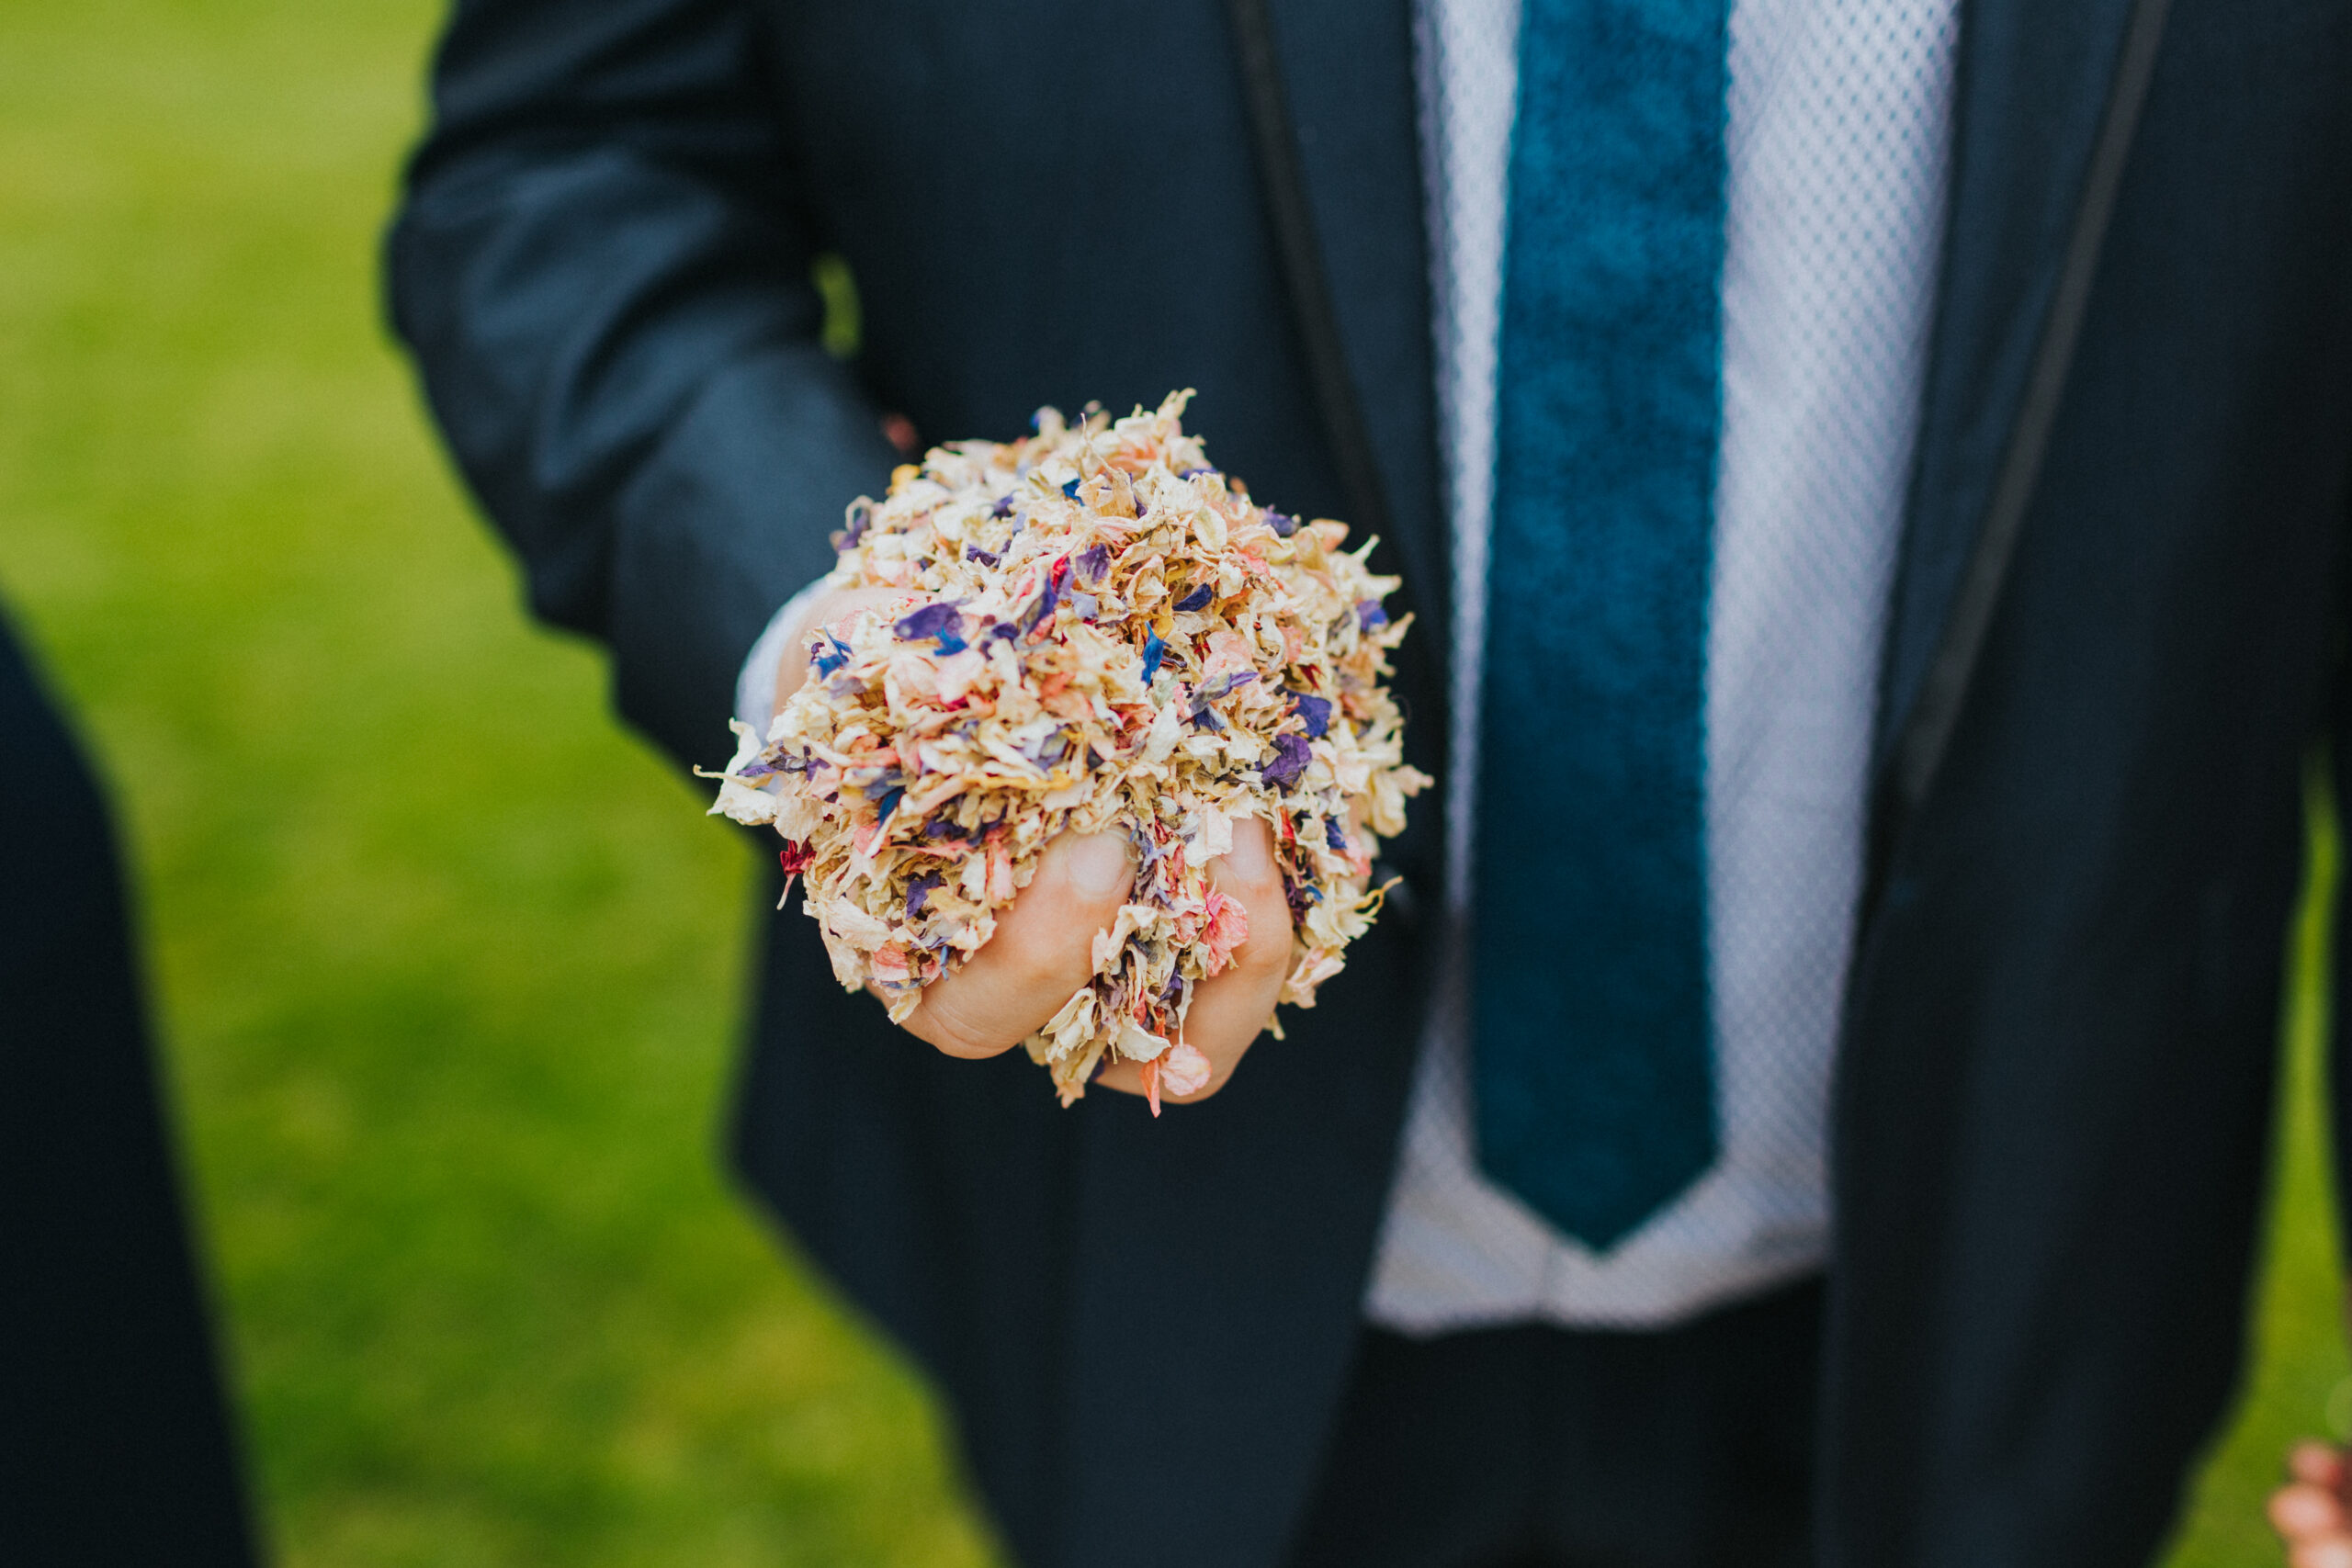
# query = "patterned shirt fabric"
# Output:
<box><xmin>1364</xmin><ymin>0</ymin><xmax>1960</xmax><ymax>1330</ymax></box>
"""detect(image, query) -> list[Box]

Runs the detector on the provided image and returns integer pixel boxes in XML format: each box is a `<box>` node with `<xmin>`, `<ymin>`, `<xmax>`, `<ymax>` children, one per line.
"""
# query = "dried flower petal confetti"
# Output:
<box><xmin>707</xmin><ymin>391</ymin><xmax>1430</xmax><ymax>1105</ymax></box>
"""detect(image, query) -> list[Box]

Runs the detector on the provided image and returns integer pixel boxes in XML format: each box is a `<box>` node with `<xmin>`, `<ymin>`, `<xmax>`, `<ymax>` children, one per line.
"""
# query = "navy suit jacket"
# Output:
<box><xmin>389</xmin><ymin>2</ymin><xmax>2352</xmax><ymax>1563</ymax></box>
<box><xmin>0</xmin><ymin>613</ymin><xmax>256</xmax><ymax>1563</ymax></box>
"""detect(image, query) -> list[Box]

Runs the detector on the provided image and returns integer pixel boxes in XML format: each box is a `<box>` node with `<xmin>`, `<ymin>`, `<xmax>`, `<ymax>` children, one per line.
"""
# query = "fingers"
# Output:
<box><xmin>774</xmin><ymin>586</ymin><xmax>920</xmax><ymax>716</ymax></box>
<box><xmin>1177</xmin><ymin>818</ymin><xmax>1294</xmax><ymax>1095</ymax></box>
<box><xmin>2295</xmin><ymin>1443</ymin><xmax>2349</xmax><ymax>1490</ymax></box>
<box><xmin>1097</xmin><ymin>816</ymin><xmax>1292</xmax><ymax>1105</ymax></box>
<box><xmin>897</xmin><ymin>830</ymin><xmax>1134</xmax><ymax>1059</ymax></box>
<box><xmin>2289</xmin><ymin>1532</ymin><xmax>2352</xmax><ymax>1568</ymax></box>
<box><xmin>2276</xmin><ymin>1483</ymin><xmax>2347</xmax><ymax>1539</ymax></box>
<box><xmin>2274</xmin><ymin>1442</ymin><xmax>2352</xmax><ymax>1568</ymax></box>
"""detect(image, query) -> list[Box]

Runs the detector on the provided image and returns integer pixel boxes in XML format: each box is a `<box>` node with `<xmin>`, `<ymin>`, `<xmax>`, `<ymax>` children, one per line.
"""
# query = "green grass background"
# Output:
<box><xmin>0</xmin><ymin>0</ymin><xmax>2337</xmax><ymax>1562</ymax></box>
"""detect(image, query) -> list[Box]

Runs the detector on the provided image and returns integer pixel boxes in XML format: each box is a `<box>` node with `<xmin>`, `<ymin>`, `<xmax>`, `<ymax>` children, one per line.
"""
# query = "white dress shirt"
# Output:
<box><xmin>1363</xmin><ymin>0</ymin><xmax>1960</xmax><ymax>1331</ymax></box>
<box><xmin>738</xmin><ymin>0</ymin><xmax>1961</xmax><ymax>1334</ymax></box>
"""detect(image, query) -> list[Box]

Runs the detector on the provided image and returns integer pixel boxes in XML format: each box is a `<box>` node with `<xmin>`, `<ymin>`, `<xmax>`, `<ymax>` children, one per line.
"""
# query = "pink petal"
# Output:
<box><xmin>1161</xmin><ymin>1041</ymin><xmax>1212</xmax><ymax>1098</ymax></box>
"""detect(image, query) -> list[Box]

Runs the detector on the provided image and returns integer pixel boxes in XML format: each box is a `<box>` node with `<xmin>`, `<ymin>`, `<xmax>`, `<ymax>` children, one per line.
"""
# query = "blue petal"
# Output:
<box><xmin>1291</xmin><ymin>693</ymin><xmax>1332</xmax><ymax>739</ymax></box>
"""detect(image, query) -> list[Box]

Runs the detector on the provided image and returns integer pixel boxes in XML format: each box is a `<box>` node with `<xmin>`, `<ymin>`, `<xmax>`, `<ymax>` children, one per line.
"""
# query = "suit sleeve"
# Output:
<box><xmin>386</xmin><ymin>0</ymin><xmax>899</xmax><ymax>767</ymax></box>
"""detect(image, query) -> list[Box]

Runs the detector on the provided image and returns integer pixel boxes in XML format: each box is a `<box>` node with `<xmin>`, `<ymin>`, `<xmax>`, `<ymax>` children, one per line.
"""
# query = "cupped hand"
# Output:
<box><xmin>1092</xmin><ymin>817</ymin><xmax>1293</xmax><ymax>1103</ymax></box>
<box><xmin>890</xmin><ymin>816</ymin><xmax>1290</xmax><ymax>1105</ymax></box>
<box><xmin>2270</xmin><ymin>1440</ymin><xmax>2352</xmax><ymax>1567</ymax></box>
<box><xmin>775</xmin><ymin>588</ymin><xmax>1295</xmax><ymax>1103</ymax></box>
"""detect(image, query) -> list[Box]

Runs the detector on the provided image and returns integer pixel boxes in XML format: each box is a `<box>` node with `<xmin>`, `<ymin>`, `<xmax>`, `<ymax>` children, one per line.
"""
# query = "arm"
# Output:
<box><xmin>386</xmin><ymin>0</ymin><xmax>899</xmax><ymax>768</ymax></box>
<box><xmin>388</xmin><ymin>0</ymin><xmax>1294</xmax><ymax>1101</ymax></box>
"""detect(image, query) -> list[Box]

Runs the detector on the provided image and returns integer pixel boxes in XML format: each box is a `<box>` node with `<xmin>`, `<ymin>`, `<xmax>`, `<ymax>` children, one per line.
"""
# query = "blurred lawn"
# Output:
<box><xmin>0</xmin><ymin>1</ymin><xmax>1000</xmax><ymax>1563</ymax></box>
<box><xmin>0</xmin><ymin>0</ymin><xmax>2338</xmax><ymax>1564</ymax></box>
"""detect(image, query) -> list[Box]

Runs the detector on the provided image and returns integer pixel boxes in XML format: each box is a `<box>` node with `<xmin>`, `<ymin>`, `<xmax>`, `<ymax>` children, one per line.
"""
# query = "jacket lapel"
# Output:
<box><xmin>1825</xmin><ymin>5</ymin><xmax>2173</xmax><ymax>1554</ymax></box>
<box><xmin>1242</xmin><ymin>0</ymin><xmax>2171</xmax><ymax>830</ymax></box>
<box><xmin>1872</xmin><ymin>0</ymin><xmax>2171</xmax><ymax>809</ymax></box>
<box><xmin>1234</xmin><ymin>0</ymin><xmax>1449</xmax><ymax>660</ymax></box>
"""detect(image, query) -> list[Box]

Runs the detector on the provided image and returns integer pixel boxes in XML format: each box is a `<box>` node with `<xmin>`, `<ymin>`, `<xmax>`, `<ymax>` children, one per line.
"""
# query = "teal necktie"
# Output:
<box><xmin>1472</xmin><ymin>0</ymin><xmax>1729</xmax><ymax>1250</ymax></box>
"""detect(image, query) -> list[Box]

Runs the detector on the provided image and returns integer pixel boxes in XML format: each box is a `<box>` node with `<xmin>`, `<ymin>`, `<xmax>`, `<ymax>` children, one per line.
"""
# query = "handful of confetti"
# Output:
<box><xmin>708</xmin><ymin>391</ymin><xmax>1430</xmax><ymax>1107</ymax></box>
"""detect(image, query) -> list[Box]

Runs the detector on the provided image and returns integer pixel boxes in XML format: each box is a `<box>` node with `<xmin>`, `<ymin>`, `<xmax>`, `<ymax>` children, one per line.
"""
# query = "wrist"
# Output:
<box><xmin>733</xmin><ymin>575</ymin><xmax>842</xmax><ymax>737</ymax></box>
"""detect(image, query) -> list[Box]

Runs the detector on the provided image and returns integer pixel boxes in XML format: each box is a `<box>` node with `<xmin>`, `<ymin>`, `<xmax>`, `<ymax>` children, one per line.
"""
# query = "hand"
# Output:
<box><xmin>893</xmin><ymin>818</ymin><xmax>1290</xmax><ymax>1105</ymax></box>
<box><xmin>2270</xmin><ymin>1440</ymin><xmax>2352</xmax><ymax>1566</ymax></box>
<box><xmin>775</xmin><ymin>588</ymin><xmax>1295</xmax><ymax>1103</ymax></box>
<box><xmin>1091</xmin><ymin>818</ymin><xmax>1291</xmax><ymax>1103</ymax></box>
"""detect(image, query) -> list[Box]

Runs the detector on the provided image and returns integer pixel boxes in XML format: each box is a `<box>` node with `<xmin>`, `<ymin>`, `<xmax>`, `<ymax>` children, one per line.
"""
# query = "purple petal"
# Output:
<box><xmin>1019</xmin><ymin>728</ymin><xmax>1069</xmax><ymax>765</ymax></box>
<box><xmin>1354</xmin><ymin>599</ymin><xmax>1389</xmax><ymax>631</ymax></box>
<box><xmin>1264</xmin><ymin>510</ymin><xmax>1299</xmax><ymax>538</ymax></box>
<box><xmin>1174</xmin><ymin>584</ymin><xmax>1214</xmax><ymax>613</ymax></box>
<box><xmin>1260</xmin><ymin>732</ymin><xmax>1312</xmax><ymax>789</ymax></box>
<box><xmin>1074</xmin><ymin>544</ymin><xmax>1111</xmax><ymax>584</ymax></box>
<box><xmin>834</xmin><ymin>499</ymin><xmax>873</xmax><ymax>552</ymax></box>
<box><xmin>905</xmin><ymin>873</ymin><xmax>944</xmax><ymax>918</ymax></box>
<box><xmin>1291</xmin><ymin>693</ymin><xmax>1331</xmax><ymax>739</ymax></box>
<box><xmin>895</xmin><ymin>601</ymin><xmax>968</xmax><ymax>655</ymax></box>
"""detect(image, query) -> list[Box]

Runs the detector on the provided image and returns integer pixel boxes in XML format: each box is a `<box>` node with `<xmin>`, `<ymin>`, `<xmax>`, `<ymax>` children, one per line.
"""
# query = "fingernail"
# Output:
<box><xmin>1065</xmin><ymin>833</ymin><xmax>1131</xmax><ymax>897</ymax></box>
<box><xmin>1226</xmin><ymin>818</ymin><xmax>1274</xmax><ymax>879</ymax></box>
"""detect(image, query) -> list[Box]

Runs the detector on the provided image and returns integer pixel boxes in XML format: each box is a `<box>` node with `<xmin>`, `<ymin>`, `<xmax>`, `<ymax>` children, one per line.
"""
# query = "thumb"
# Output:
<box><xmin>899</xmin><ymin>829</ymin><xmax>1135</xmax><ymax>1058</ymax></box>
